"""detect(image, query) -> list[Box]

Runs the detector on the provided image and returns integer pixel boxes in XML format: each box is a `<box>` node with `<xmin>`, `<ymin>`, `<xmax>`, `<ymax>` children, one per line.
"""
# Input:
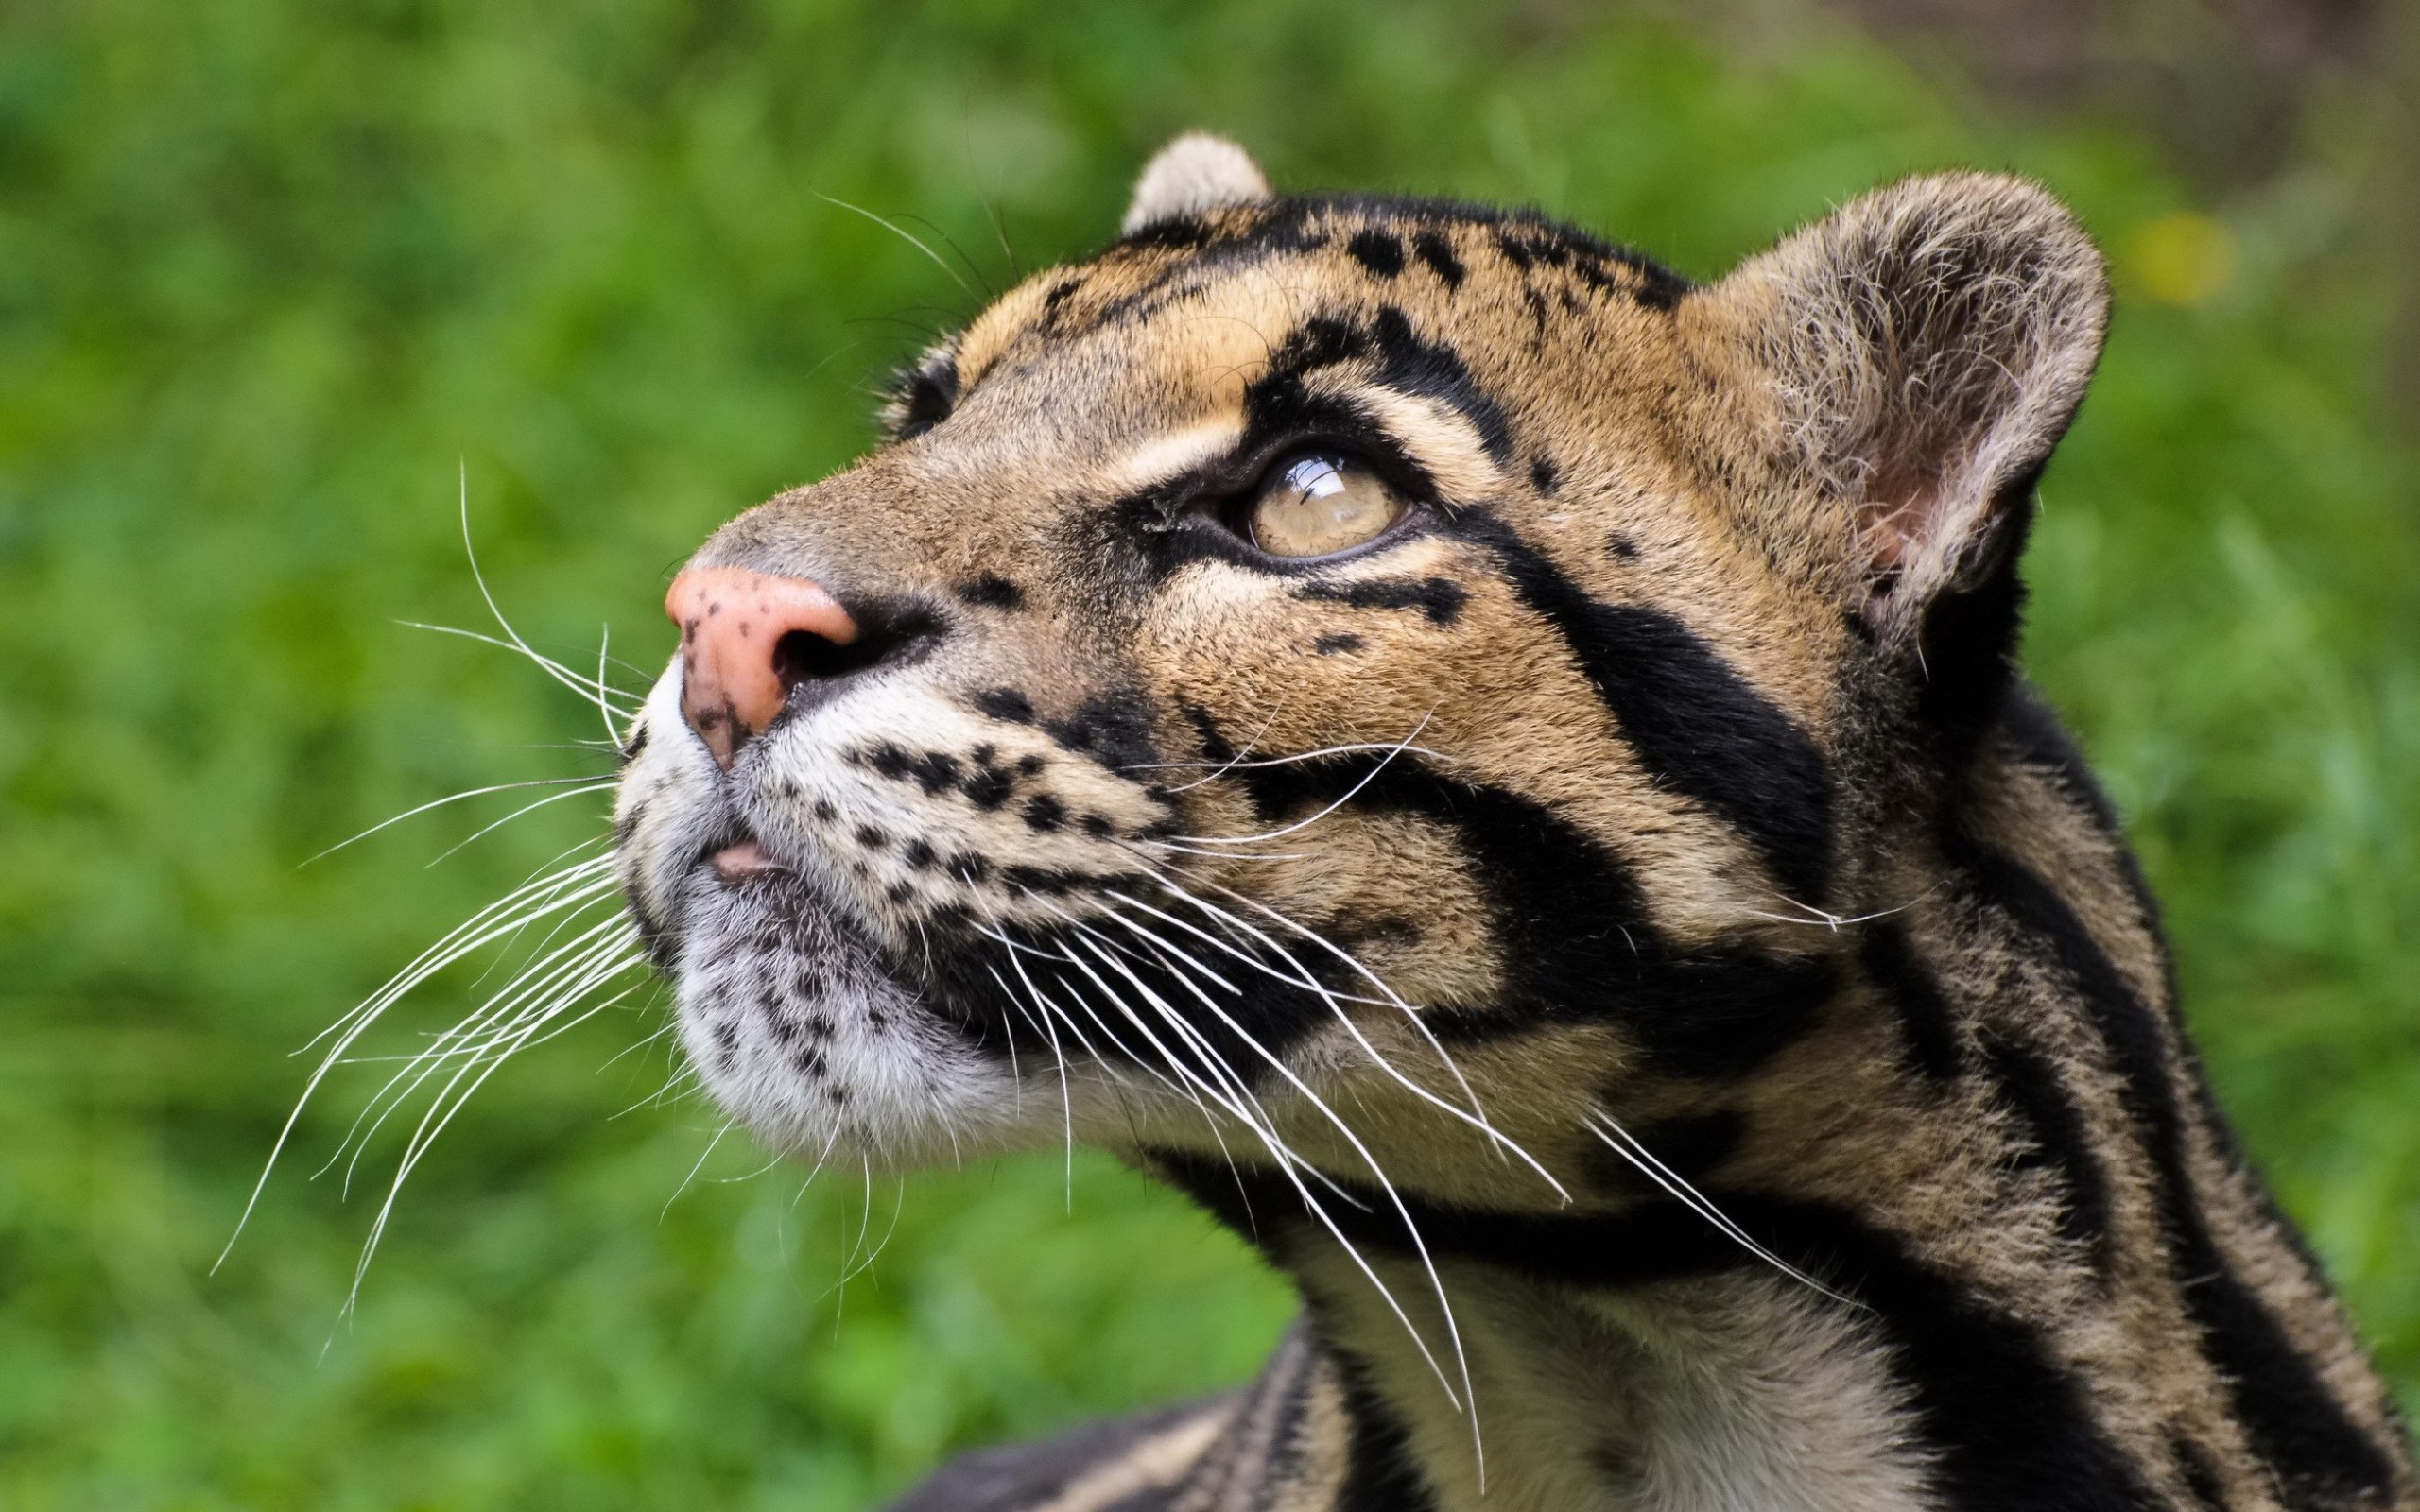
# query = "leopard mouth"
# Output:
<box><xmin>654</xmin><ymin>819</ymin><xmax>1031</xmax><ymax>1162</ymax></box>
<box><xmin>707</xmin><ymin>835</ymin><xmax>788</xmax><ymax>882</ymax></box>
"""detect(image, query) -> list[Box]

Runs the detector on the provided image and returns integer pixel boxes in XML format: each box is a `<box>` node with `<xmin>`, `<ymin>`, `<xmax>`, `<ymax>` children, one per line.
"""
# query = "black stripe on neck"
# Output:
<box><xmin>1946</xmin><ymin>833</ymin><xmax>2396</xmax><ymax>1501</ymax></box>
<box><xmin>1147</xmin><ymin>1150</ymin><xmax>2160</xmax><ymax>1512</ymax></box>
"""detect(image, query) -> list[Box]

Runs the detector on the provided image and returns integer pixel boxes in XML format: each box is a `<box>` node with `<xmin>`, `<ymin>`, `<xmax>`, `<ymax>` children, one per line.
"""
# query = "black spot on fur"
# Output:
<box><xmin>1046</xmin><ymin>688</ymin><xmax>1159</xmax><ymax>771</ymax></box>
<box><xmin>1296</xmin><ymin>576</ymin><xmax>1466</xmax><ymax>626</ymax></box>
<box><xmin>960</xmin><ymin>750</ymin><xmax>1017</xmax><ymax>810</ymax></box>
<box><xmin>1453</xmin><ymin>512</ymin><xmax>1835</xmax><ymax>904</ymax></box>
<box><xmin>1630</xmin><ymin>261</ymin><xmax>1688</xmax><ymax>312</ymax></box>
<box><xmin>1491</xmin><ymin>224</ymin><xmax>1690</xmax><ymax>312</ymax></box>
<box><xmin>1037</xmin><ymin>274</ymin><xmax>1085</xmax><ymax>334</ymax></box>
<box><xmin>1313</xmin><ymin>633</ymin><xmax>1364</xmax><ymax>656</ymax></box>
<box><xmin>1411</xmin><ymin>230</ymin><xmax>1464</xmax><ymax>287</ymax></box>
<box><xmin>1179</xmin><ymin>698</ymin><xmax>1234</xmax><ymax>762</ymax></box>
<box><xmin>1120</xmin><ymin>215</ymin><xmax>1215</xmax><ymax>250</ymax></box>
<box><xmin>902</xmin><ymin>838</ymin><xmax>937</xmax><ymax>870</ymax></box>
<box><xmin>853</xmin><ymin>825</ymin><xmax>889</xmax><ymax>851</ymax></box>
<box><xmin>1530</xmin><ymin>455</ymin><xmax>1560</xmax><ymax>495</ymax></box>
<box><xmin>974</xmin><ymin>687</ymin><xmax>1035</xmax><ymax>724</ymax></box>
<box><xmin>1605</xmin><ymin>531</ymin><xmax>1639</xmax><ymax>560</ymax></box>
<box><xmin>906</xmin><ymin>750</ymin><xmax>961</xmax><ymax>795</ymax></box>
<box><xmin>954</xmin><ymin>575</ymin><xmax>1025</xmax><ymax>610</ymax></box>
<box><xmin>1346</xmin><ymin>229</ymin><xmax>1406</xmax><ymax>277</ymax></box>
<box><xmin>1021</xmin><ymin>793</ymin><xmax>1065</xmax><ymax>833</ymax></box>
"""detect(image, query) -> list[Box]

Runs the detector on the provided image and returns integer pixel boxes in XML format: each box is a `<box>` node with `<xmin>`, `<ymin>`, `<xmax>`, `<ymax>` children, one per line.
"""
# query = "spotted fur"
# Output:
<box><xmin>612</xmin><ymin>137</ymin><xmax>2415</xmax><ymax>1510</ymax></box>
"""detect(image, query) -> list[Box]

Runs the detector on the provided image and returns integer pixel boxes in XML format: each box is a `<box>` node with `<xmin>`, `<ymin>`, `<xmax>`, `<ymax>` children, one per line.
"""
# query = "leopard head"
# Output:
<box><xmin>613</xmin><ymin>134</ymin><xmax>2107</xmax><ymax>1202</ymax></box>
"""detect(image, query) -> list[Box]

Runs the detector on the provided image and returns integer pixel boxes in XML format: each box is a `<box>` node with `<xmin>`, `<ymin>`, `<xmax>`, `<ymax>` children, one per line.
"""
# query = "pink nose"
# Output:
<box><xmin>666</xmin><ymin>566</ymin><xmax>859</xmax><ymax>766</ymax></box>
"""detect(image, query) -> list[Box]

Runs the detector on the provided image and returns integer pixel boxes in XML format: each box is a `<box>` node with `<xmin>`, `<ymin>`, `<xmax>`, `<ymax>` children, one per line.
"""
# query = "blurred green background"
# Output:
<box><xmin>3</xmin><ymin>0</ymin><xmax>2415</xmax><ymax>1506</ymax></box>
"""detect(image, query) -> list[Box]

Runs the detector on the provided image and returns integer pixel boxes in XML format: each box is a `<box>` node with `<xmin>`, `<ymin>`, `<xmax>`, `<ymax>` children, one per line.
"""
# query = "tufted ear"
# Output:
<box><xmin>1703</xmin><ymin>173</ymin><xmax>2109</xmax><ymax>633</ymax></box>
<box><xmin>1120</xmin><ymin>132</ymin><xmax>1271</xmax><ymax>235</ymax></box>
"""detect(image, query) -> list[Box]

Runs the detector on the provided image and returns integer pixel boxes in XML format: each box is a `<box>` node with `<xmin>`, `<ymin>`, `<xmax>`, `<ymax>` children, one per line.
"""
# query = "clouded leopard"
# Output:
<box><xmin>610</xmin><ymin>135</ymin><xmax>2416</xmax><ymax>1511</ymax></box>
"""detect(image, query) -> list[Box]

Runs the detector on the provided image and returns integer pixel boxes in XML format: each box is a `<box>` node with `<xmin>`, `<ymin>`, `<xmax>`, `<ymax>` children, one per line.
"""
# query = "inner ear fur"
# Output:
<box><xmin>1695</xmin><ymin>173</ymin><xmax>2110</xmax><ymax>633</ymax></box>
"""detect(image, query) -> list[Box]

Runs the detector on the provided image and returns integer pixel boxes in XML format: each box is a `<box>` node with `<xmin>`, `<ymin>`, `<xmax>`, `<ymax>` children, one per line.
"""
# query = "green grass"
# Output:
<box><xmin>3</xmin><ymin>1</ymin><xmax>2414</xmax><ymax>1505</ymax></box>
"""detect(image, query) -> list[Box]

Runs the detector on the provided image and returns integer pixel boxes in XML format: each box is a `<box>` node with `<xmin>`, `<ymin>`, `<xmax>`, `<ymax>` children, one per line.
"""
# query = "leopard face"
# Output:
<box><xmin>614</xmin><ymin>135</ymin><xmax>2106</xmax><ymax>1199</ymax></box>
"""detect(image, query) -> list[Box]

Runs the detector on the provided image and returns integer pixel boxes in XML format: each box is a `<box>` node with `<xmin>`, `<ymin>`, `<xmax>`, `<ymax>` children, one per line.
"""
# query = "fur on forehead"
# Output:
<box><xmin>1121</xmin><ymin>132</ymin><xmax>1272</xmax><ymax>234</ymax></box>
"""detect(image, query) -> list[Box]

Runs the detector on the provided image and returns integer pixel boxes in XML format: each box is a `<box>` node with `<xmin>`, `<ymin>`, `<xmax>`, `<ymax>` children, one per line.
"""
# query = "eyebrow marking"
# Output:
<box><xmin>1106</xmin><ymin>421</ymin><xmax>1248</xmax><ymax>499</ymax></box>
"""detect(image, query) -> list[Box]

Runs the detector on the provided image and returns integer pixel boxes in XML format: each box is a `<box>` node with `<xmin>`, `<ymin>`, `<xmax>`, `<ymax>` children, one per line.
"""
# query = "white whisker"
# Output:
<box><xmin>422</xmin><ymin>782</ymin><xmax>617</xmax><ymax>868</ymax></box>
<box><xmin>1152</xmin><ymin>712</ymin><xmax>1435</xmax><ymax>848</ymax></box>
<box><xmin>1585</xmin><ymin>1112</ymin><xmax>1863</xmax><ymax>1311</ymax></box>
<box><xmin>303</xmin><ymin>778</ymin><xmax>612</xmax><ymax>866</ymax></box>
<box><xmin>1022</xmin><ymin>891</ymin><xmax>1478</xmax><ymax>1423</ymax></box>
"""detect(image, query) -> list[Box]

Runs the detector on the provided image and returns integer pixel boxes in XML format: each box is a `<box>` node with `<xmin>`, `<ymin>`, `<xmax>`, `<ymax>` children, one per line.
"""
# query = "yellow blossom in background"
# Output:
<box><xmin>2129</xmin><ymin>210</ymin><xmax>2238</xmax><ymax>306</ymax></box>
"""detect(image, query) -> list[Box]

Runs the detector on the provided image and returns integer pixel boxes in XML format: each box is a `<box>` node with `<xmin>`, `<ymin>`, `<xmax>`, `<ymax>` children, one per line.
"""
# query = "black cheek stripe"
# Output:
<box><xmin>1449</xmin><ymin>511</ymin><xmax>1836</xmax><ymax>906</ymax></box>
<box><xmin>1295</xmin><ymin>576</ymin><xmax>1467</xmax><ymax>626</ymax></box>
<box><xmin>1223</xmin><ymin>746</ymin><xmax>1834</xmax><ymax>1079</ymax></box>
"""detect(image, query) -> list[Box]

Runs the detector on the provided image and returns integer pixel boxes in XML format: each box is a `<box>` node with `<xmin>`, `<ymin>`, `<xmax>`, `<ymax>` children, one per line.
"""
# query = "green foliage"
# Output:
<box><xmin>2</xmin><ymin>1</ymin><xmax>2412</xmax><ymax>1504</ymax></box>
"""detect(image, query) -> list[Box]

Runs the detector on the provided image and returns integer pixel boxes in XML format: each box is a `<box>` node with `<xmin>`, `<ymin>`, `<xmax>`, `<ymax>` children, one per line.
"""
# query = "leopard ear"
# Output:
<box><xmin>1120</xmin><ymin>132</ymin><xmax>1271</xmax><ymax>235</ymax></box>
<box><xmin>1703</xmin><ymin>173</ymin><xmax>2109</xmax><ymax>632</ymax></box>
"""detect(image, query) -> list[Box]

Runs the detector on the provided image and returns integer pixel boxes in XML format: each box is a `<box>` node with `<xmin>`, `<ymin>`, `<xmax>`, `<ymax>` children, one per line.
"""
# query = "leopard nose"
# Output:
<box><xmin>666</xmin><ymin>566</ymin><xmax>860</xmax><ymax>767</ymax></box>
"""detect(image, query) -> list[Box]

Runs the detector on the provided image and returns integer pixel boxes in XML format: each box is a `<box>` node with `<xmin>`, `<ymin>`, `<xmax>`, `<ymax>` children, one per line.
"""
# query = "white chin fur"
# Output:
<box><xmin>666</xmin><ymin>852</ymin><xmax>1029</xmax><ymax>1168</ymax></box>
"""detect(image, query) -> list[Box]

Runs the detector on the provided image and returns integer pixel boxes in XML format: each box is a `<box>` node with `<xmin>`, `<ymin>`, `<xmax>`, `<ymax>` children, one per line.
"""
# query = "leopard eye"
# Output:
<box><xmin>1245</xmin><ymin>454</ymin><xmax>1403</xmax><ymax>558</ymax></box>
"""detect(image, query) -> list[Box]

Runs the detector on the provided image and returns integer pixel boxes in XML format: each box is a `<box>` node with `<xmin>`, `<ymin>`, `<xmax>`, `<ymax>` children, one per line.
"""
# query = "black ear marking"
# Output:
<box><xmin>884</xmin><ymin>352</ymin><xmax>960</xmax><ymax>440</ymax></box>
